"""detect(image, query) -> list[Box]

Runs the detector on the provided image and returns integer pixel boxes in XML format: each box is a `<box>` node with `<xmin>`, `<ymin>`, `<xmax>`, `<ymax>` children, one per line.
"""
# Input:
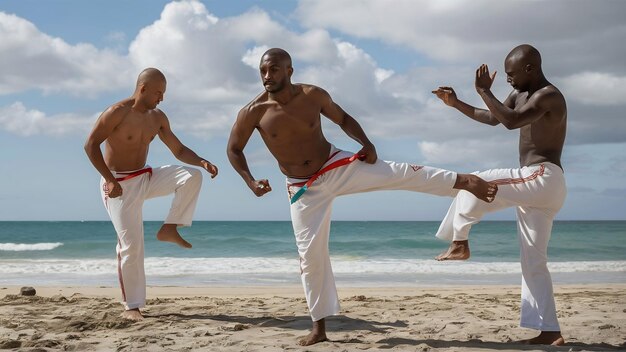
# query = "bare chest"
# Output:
<box><xmin>110</xmin><ymin>114</ymin><xmax>160</xmax><ymax>147</ymax></box>
<box><xmin>258</xmin><ymin>105</ymin><xmax>321</xmax><ymax>143</ymax></box>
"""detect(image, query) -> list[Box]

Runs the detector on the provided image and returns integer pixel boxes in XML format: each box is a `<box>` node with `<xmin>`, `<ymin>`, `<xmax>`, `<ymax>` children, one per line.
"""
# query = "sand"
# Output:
<box><xmin>1</xmin><ymin>284</ymin><xmax>624</xmax><ymax>351</ymax></box>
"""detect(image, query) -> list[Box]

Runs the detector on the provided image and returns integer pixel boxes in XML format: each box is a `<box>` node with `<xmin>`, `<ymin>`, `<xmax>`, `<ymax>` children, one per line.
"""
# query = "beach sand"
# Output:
<box><xmin>1</xmin><ymin>284</ymin><xmax>624</xmax><ymax>351</ymax></box>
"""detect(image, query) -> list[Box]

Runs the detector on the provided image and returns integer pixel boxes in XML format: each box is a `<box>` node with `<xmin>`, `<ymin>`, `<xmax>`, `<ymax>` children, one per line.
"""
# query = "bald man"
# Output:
<box><xmin>432</xmin><ymin>44</ymin><xmax>567</xmax><ymax>345</ymax></box>
<box><xmin>228</xmin><ymin>48</ymin><xmax>498</xmax><ymax>346</ymax></box>
<box><xmin>85</xmin><ymin>68</ymin><xmax>218</xmax><ymax>320</ymax></box>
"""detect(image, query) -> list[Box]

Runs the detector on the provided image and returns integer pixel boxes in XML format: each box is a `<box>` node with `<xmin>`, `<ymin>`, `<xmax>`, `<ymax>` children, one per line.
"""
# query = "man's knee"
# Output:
<box><xmin>116</xmin><ymin>230</ymin><xmax>143</xmax><ymax>254</ymax></box>
<box><xmin>455</xmin><ymin>193</ymin><xmax>484</xmax><ymax>217</ymax></box>
<box><xmin>184</xmin><ymin>167</ymin><xmax>203</xmax><ymax>186</ymax></box>
<box><xmin>118</xmin><ymin>242</ymin><xmax>142</xmax><ymax>261</ymax></box>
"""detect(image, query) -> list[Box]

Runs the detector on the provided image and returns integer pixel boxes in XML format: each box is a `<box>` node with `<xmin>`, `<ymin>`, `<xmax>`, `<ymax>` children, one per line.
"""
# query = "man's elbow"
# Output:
<box><xmin>84</xmin><ymin>139</ymin><xmax>96</xmax><ymax>155</ymax></box>
<box><xmin>226</xmin><ymin>138</ymin><xmax>243</xmax><ymax>155</ymax></box>
<box><xmin>495</xmin><ymin>113</ymin><xmax>519</xmax><ymax>129</ymax></box>
<box><xmin>226</xmin><ymin>146</ymin><xmax>242</xmax><ymax>160</ymax></box>
<box><xmin>501</xmin><ymin>121</ymin><xmax>517</xmax><ymax>130</ymax></box>
<box><xmin>172</xmin><ymin>146</ymin><xmax>186</xmax><ymax>159</ymax></box>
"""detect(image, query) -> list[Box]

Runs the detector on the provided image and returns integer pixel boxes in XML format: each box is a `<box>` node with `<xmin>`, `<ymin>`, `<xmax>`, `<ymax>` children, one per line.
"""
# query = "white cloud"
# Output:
<box><xmin>0</xmin><ymin>102</ymin><xmax>95</xmax><ymax>136</ymax></box>
<box><xmin>0</xmin><ymin>0</ymin><xmax>624</xmax><ymax>147</ymax></box>
<box><xmin>559</xmin><ymin>72</ymin><xmax>626</xmax><ymax>106</ymax></box>
<box><xmin>0</xmin><ymin>12</ymin><xmax>130</xmax><ymax>96</ymax></box>
<box><xmin>242</xmin><ymin>45</ymin><xmax>270</xmax><ymax>69</ymax></box>
<box><xmin>293</xmin><ymin>0</ymin><xmax>626</xmax><ymax>145</ymax></box>
<box><xmin>419</xmin><ymin>136</ymin><xmax>518</xmax><ymax>170</ymax></box>
<box><xmin>374</xmin><ymin>68</ymin><xmax>394</xmax><ymax>84</ymax></box>
<box><xmin>0</xmin><ymin>1</ymin><xmax>354</xmax><ymax>138</ymax></box>
<box><xmin>294</xmin><ymin>0</ymin><xmax>626</xmax><ymax>76</ymax></box>
<box><xmin>295</xmin><ymin>0</ymin><xmax>513</xmax><ymax>63</ymax></box>
<box><xmin>124</xmin><ymin>1</ymin><xmax>394</xmax><ymax>137</ymax></box>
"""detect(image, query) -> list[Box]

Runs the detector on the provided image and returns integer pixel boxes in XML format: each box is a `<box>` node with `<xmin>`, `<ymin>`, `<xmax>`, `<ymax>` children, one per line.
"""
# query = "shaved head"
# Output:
<box><xmin>506</xmin><ymin>44</ymin><xmax>542</xmax><ymax>69</ymax></box>
<box><xmin>260</xmin><ymin>48</ymin><xmax>292</xmax><ymax>68</ymax></box>
<box><xmin>133</xmin><ymin>68</ymin><xmax>166</xmax><ymax>109</ymax></box>
<box><xmin>136</xmin><ymin>68</ymin><xmax>166</xmax><ymax>88</ymax></box>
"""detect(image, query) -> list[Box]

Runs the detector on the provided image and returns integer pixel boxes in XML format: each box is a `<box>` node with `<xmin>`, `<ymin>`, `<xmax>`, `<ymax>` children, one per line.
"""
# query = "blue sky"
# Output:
<box><xmin>0</xmin><ymin>0</ymin><xmax>625</xmax><ymax>221</ymax></box>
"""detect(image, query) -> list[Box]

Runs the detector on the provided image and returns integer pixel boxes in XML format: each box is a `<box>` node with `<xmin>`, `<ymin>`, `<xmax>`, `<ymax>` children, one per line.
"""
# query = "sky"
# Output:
<box><xmin>0</xmin><ymin>0</ymin><xmax>625</xmax><ymax>221</ymax></box>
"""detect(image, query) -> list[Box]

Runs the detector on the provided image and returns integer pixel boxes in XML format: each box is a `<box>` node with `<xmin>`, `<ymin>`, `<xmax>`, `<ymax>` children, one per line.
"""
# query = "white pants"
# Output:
<box><xmin>435</xmin><ymin>162</ymin><xmax>566</xmax><ymax>331</ymax></box>
<box><xmin>288</xmin><ymin>148</ymin><xmax>457</xmax><ymax>321</ymax></box>
<box><xmin>100</xmin><ymin>165</ymin><xmax>202</xmax><ymax>310</ymax></box>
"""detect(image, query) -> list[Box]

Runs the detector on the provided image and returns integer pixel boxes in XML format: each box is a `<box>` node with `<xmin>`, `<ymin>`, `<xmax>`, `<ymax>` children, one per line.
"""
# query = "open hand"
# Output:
<box><xmin>475</xmin><ymin>64</ymin><xmax>497</xmax><ymax>92</ymax></box>
<box><xmin>250</xmin><ymin>179</ymin><xmax>272</xmax><ymax>197</ymax></box>
<box><xmin>431</xmin><ymin>86</ymin><xmax>458</xmax><ymax>107</ymax></box>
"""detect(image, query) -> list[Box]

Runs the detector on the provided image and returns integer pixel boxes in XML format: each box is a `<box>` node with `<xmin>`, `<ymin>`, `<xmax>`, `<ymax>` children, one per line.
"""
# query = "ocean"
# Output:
<box><xmin>1</xmin><ymin>221</ymin><xmax>625</xmax><ymax>287</ymax></box>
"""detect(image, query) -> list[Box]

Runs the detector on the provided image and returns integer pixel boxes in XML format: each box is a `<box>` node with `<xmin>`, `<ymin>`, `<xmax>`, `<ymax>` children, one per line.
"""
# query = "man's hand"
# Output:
<box><xmin>249</xmin><ymin>179</ymin><xmax>272</xmax><ymax>197</ymax></box>
<box><xmin>475</xmin><ymin>64</ymin><xmax>497</xmax><ymax>92</ymax></box>
<box><xmin>201</xmin><ymin>160</ymin><xmax>218</xmax><ymax>178</ymax></box>
<box><xmin>358</xmin><ymin>143</ymin><xmax>377</xmax><ymax>164</ymax></box>
<box><xmin>431</xmin><ymin>86</ymin><xmax>458</xmax><ymax>107</ymax></box>
<box><xmin>104</xmin><ymin>180</ymin><xmax>123</xmax><ymax>198</ymax></box>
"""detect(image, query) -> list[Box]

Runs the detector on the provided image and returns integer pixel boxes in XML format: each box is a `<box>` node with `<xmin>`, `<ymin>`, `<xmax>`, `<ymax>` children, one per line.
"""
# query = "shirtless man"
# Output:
<box><xmin>84</xmin><ymin>68</ymin><xmax>218</xmax><ymax>320</ymax></box>
<box><xmin>227</xmin><ymin>48</ymin><xmax>497</xmax><ymax>346</ymax></box>
<box><xmin>432</xmin><ymin>44</ymin><xmax>567</xmax><ymax>345</ymax></box>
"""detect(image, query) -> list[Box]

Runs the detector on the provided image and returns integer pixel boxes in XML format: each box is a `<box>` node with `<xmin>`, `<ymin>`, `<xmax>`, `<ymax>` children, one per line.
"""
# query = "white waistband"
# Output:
<box><xmin>110</xmin><ymin>165</ymin><xmax>151</xmax><ymax>176</ymax></box>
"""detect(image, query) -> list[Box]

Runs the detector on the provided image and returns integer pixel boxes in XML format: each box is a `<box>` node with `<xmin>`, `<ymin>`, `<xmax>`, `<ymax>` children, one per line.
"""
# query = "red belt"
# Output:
<box><xmin>289</xmin><ymin>152</ymin><xmax>363</xmax><ymax>204</ymax></box>
<box><xmin>115</xmin><ymin>167</ymin><xmax>153</xmax><ymax>182</ymax></box>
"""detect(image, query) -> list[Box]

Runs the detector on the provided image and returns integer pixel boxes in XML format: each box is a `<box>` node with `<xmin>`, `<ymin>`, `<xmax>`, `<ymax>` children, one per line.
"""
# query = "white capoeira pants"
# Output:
<box><xmin>287</xmin><ymin>147</ymin><xmax>457</xmax><ymax>321</ymax></box>
<box><xmin>100</xmin><ymin>165</ymin><xmax>202</xmax><ymax>310</ymax></box>
<box><xmin>435</xmin><ymin>162</ymin><xmax>566</xmax><ymax>331</ymax></box>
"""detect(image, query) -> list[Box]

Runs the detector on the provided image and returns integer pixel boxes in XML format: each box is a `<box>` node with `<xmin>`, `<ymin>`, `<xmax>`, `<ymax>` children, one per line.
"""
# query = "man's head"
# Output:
<box><xmin>259</xmin><ymin>48</ymin><xmax>293</xmax><ymax>93</ymax></box>
<box><xmin>504</xmin><ymin>44</ymin><xmax>543</xmax><ymax>92</ymax></box>
<box><xmin>136</xmin><ymin>68</ymin><xmax>167</xmax><ymax>109</ymax></box>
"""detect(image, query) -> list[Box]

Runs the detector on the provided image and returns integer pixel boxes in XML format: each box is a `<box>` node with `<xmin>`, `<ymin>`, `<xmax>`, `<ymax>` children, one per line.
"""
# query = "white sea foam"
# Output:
<box><xmin>0</xmin><ymin>257</ymin><xmax>624</xmax><ymax>276</ymax></box>
<box><xmin>0</xmin><ymin>242</ymin><xmax>63</xmax><ymax>251</ymax></box>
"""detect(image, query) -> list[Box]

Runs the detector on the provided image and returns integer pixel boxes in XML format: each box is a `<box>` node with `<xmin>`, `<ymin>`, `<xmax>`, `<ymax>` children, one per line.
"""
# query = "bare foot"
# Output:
<box><xmin>520</xmin><ymin>331</ymin><xmax>564</xmax><ymax>346</ymax></box>
<box><xmin>121</xmin><ymin>308</ymin><xmax>144</xmax><ymax>321</ymax></box>
<box><xmin>436</xmin><ymin>240</ymin><xmax>470</xmax><ymax>261</ymax></box>
<box><xmin>298</xmin><ymin>319</ymin><xmax>328</xmax><ymax>346</ymax></box>
<box><xmin>455</xmin><ymin>174</ymin><xmax>498</xmax><ymax>203</ymax></box>
<box><xmin>156</xmin><ymin>224</ymin><xmax>192</xmax><ymax>249</ymax></box>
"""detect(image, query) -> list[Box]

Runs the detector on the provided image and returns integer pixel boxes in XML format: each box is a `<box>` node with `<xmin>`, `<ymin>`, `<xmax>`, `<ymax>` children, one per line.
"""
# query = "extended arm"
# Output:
<box><xmin>226</xmin><ymin>107</ymin><xmax>271</xmax><ymax>196</ymax></box>
<box><xmin>319</xmin><ymin>89</ymin><xmax>377</xmax><ymax>163</ymax></box>
<box><xmin>432</xmin><ymin>86</ymin><xmax>512</xmax><ymax>126</ymax></box>
<box><xmin>158</xmin><ymin>113</ymin><xmax>218</xmax><ymax>178</ymax></box>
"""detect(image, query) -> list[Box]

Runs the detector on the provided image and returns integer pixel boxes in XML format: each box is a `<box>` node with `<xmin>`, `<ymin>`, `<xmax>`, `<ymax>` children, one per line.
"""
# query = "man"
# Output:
<box><xmin>432</xmin><ymin>44</ymin><xmax>567</xmax><ymax>345</ymax></box>
<box><xmin>227</xmin><ymin>48</ymin><xmax>498</xmax><ymax>346</ymax></box>
<box><xmin>84</xmin><ymin>68</ymin><xmax>218</xmax><ymax>321</ymax></box>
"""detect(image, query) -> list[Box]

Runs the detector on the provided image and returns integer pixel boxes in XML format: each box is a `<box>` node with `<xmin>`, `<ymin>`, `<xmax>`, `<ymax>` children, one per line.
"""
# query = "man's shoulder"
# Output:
<box><xmin>537</xmin><ymin>84</ymin><xmax>563</xmax><ymax>98</ymax></box>
<box><xmin>534</xmin><ymin>85</ymin><xmax>566</xmax><ymax>108</ymax></box>
<box><xmin>105</xmin><ymin>99</ymin><xmax>133</xmax><ymax>118</ymax></box>
<box><xmin>296</xmin><ymin>84</ymin><xmax>331</xmax><ymax>105</ymax></box>
<box><xmin>298</xmin><ymin>83</ymin><xmax>326</xmax><ymax>95</ymax></box>
<box><xmin>239</xmin><ymin>92</ymin><xmax>269</xmax><ymax>117</ymax></box>
<box><xmin>150</xmin><ymin>107</ymin><xmax>167</xmax><ymax>118</ymax></box>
